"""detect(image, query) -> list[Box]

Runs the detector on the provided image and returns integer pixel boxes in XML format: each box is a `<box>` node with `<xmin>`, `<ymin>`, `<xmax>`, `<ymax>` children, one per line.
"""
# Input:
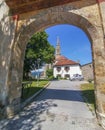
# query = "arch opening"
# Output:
<box><xmin>22</xmin><ymin>24</ymin><xmax>94</xmax><ymax>102</ymax></box>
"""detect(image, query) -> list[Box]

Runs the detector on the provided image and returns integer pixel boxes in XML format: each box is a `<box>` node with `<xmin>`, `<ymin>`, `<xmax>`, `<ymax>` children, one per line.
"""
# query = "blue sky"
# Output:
<box><xmin>45</xmin><ymin>24</ymin><xmax>92</xmax><ymax>65</ymax></box>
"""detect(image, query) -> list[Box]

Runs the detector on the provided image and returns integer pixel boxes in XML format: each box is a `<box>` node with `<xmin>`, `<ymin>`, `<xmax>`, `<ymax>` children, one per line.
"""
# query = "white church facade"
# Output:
<box><xmin>53</xmin><ymin>37</ymin><xmax>83</xmax><ymax>79</ymax></box>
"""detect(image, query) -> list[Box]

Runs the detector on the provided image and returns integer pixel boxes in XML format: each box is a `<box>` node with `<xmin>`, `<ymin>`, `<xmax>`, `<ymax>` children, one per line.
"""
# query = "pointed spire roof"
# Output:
<box><xmin>55</xmin><ymin>36</ymin><xmax>61</xmax><ymax>59</ymax></box>
<box><xmin>56</xmin><ymin>36</ymin><xmax>60</xmax><ymax>46</ymax></box>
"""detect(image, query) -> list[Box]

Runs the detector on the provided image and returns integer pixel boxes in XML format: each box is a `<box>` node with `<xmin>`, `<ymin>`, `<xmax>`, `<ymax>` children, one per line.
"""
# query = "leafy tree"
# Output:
<box><xmin>23</xmin><ymin>31</ymin><xmax>55</xmax><ymax>79</ymax></box>
<box><xmin>46</xmin><ymin>69</ymin><xmax>53</xmax><ymax>80</ymax></box>
<box><xmin>46</xmin><ymin>69</ymin><xmax>53</xmax><ymax>77</ymax></box>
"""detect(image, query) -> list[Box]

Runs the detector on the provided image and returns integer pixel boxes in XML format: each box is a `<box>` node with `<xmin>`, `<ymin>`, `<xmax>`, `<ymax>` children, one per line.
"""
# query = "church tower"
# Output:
<box><xmin>55</xmin><ymin>36</ymin><xmax>61</xmax><ymax>59</ymax></box>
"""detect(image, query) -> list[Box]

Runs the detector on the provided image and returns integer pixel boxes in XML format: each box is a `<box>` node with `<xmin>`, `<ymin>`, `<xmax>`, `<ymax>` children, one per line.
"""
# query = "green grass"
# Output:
<box><xmin>81</xmin><ymin>83</ymin><xmax>96</xmax><ymax>110</ymax></box>
<box><xmin>21</xmin><ymin>80</ymin><xmax>49</xmax><ymax>101</ymax></box>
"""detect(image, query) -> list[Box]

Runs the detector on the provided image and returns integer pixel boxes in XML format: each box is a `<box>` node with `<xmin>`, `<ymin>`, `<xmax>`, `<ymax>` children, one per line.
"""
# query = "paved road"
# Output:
<box><xmin>0</xmin><ymin>80</ymin><xmax>103</xmax><ymax>130</ymax></box>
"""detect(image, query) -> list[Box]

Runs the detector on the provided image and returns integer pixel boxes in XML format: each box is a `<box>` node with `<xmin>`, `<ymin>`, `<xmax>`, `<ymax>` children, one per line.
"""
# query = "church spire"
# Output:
<box><xmin>55</xmin><ymin>36</ymin><xmax>61</xmax><ymax>59</ymax></box>
<box><xmin>57</xmin><ymin>36</ymin><xmax>60</xmax><ymax>46</ymax></box>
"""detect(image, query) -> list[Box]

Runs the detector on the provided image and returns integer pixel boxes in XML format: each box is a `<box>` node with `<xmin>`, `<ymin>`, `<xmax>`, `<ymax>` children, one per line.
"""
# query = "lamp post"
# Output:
<box><xmin>37</xmin><ymin>58</ymin><xmax>41</xmax><ymax>87</ymax></box>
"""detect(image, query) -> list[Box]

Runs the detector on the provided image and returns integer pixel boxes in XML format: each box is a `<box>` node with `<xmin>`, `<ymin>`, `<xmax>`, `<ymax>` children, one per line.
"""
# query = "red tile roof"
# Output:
<box><xmin>54</xmin><ymin>55</ymin><xmax>79</xmax><ymax>66</ymax></box>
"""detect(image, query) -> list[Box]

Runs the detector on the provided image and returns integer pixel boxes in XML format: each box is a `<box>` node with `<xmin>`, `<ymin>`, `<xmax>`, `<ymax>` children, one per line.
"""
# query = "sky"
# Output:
<box><xmin>45</xmin><ymin>24</ymin><xmax>92</xmax><ymax>65</ymax></box>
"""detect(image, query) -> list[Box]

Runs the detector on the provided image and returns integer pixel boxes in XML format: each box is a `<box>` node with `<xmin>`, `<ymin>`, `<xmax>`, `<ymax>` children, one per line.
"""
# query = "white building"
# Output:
<box><xmin>53</xmin><ymin>37</ymin><xmax>82</xmax><ymax>79</ymax></box>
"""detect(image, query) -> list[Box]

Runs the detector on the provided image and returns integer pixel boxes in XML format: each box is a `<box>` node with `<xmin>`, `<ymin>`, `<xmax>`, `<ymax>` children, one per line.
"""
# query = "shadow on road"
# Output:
<box><xmin>0</xmin><ymin>87</ymin><xmax>95</xmax><ymax>130</ymax></box>
<box><xmin>0</xmin><ymin>99</ymin><xmax>57</xmax><ymax>130</ymax></box>
<box><xmin>35</xmin><ymin>88</ymin><xmax>95</xmax><ymax>104</ymax></box>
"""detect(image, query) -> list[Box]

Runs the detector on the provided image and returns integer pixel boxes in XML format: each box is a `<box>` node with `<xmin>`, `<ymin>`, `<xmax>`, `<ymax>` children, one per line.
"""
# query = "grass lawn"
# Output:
<box><xmin>21</xmin><ymin>80</ymin><xmax>49</xmax><ymax>101</ymax></box>
<box><xmin>81</xmin><ymin>83</ymin><xmax>96</xmax><ymax>110</ymax></box>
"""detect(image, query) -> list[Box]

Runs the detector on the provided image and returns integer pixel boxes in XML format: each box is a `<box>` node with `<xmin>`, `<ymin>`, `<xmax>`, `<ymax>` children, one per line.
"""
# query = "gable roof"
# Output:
<box><xmin>54</xmin><ymin>55</ymin><xmax>79</xmax><ymax>66</ymax></box>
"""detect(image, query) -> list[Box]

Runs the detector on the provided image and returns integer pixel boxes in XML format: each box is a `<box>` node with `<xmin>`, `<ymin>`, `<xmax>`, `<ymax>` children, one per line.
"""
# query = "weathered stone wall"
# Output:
<box><xmin>0</xmin><ymin>0</ymin><xmax>19</xmax><ymax>117</ymax></box>
<box><xmin>81</xmin><ymin>63</ymin><xmax>94</xmax><ymax>80</ymax></box>
<box><xmin>97</xmin><ymin>0</ymin><xmax>105</xmax><ymax>36</ymax></box>
<box><xmin>0</xmin><ymin>0</ymin><xmax>10</xmax><ymax>116</ymax></box>
<box><xmin>95</xmin><ymin>1</ymin><xmax>105</xmax><ymax>128</ymax></box>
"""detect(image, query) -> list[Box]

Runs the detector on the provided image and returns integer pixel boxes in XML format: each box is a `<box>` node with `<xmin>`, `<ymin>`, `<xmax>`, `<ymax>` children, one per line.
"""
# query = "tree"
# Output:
<box><xmin>46</xmin><ymin>69</ymin><xmax>53</xmax><ymax>80</ymax></box>
<box><xmin>23</xmin><ymin>31</ymin><xmax>55</xmax><ymax>79</ymax></box>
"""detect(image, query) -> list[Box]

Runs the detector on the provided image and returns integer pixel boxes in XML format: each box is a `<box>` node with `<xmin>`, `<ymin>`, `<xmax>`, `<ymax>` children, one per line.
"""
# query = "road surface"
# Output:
<box><xmin>0</xmin><ymin>80</ymin><xmax>103</xmax><ymax>130</ymax></box>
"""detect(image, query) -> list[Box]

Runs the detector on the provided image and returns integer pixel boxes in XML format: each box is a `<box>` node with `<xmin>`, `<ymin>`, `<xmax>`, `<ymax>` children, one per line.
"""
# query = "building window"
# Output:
<box><xmin>64</xmin><ymin>66</ymin><xmax>69</xmax><ymax>72</ymax></box>
<box><xmin>65</xmin><ymin>74</ymin><xmax>70</xmax><ymax>79</ymax></box>
<box><xmin>56</xmin><ymin>67</ymin><xmax>61</xmax><ymax>72</ymax></box>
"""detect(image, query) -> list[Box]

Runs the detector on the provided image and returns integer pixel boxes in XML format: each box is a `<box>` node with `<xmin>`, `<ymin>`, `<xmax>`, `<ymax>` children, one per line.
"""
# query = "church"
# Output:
<box><xmin>53</xmin><ymin>37</ymin><xmax>83</xmax><ymax>79</ymax></box>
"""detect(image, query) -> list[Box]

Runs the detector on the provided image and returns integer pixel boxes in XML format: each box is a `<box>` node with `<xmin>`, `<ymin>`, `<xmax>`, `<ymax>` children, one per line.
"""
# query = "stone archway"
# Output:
<box><xmin>8</xmin><ymin>5</ymin><xmax>105</xmax><ymax>127</ymax></box>
<box><xmin>1</xmin><ymin>1</ymin><xmax>105</xmax><ymax>129</ymax></box>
